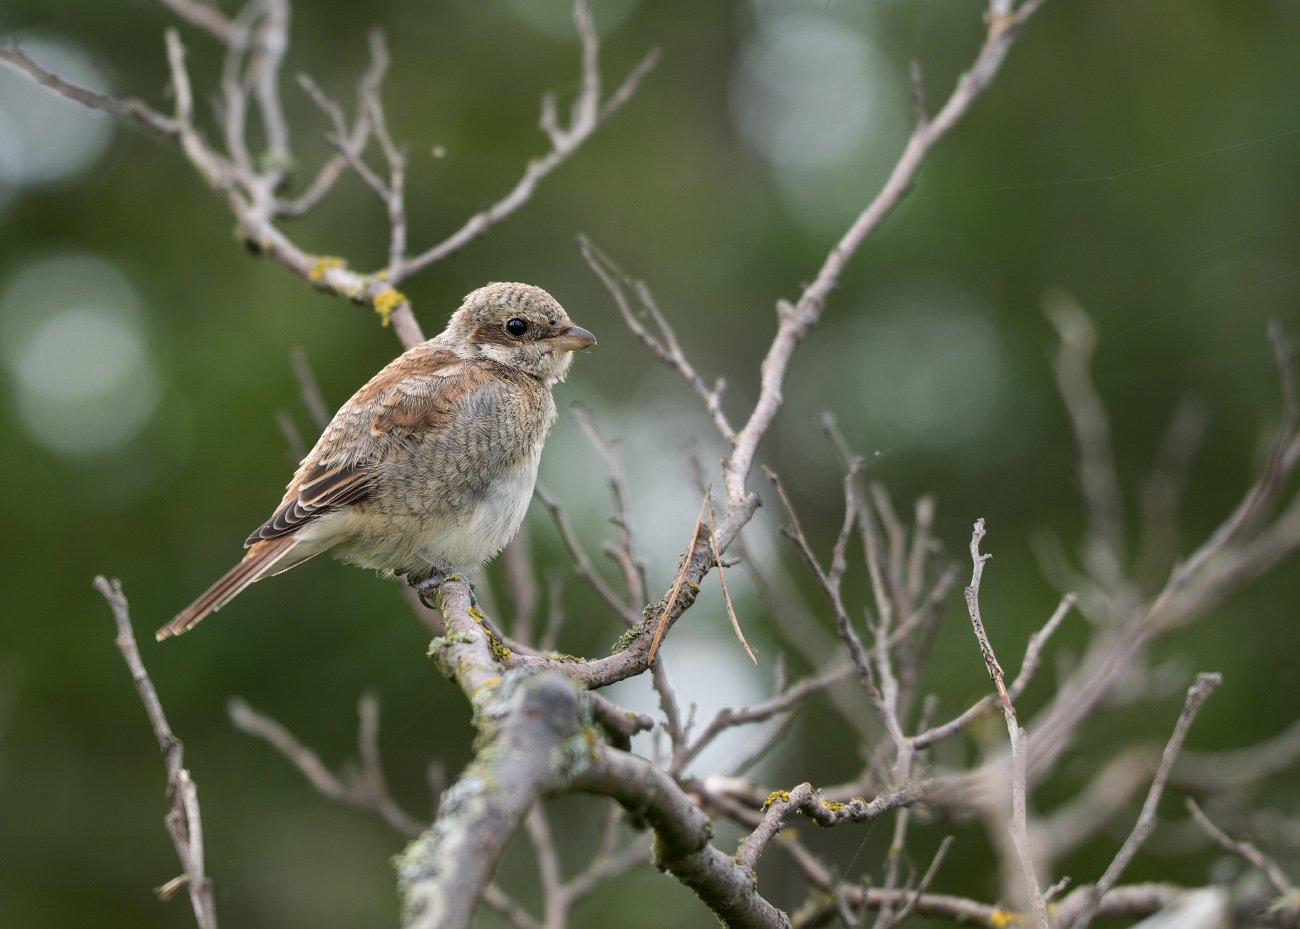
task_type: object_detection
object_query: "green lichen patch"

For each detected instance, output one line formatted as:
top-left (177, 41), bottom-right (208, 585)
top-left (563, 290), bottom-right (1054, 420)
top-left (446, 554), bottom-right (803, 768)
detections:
top-left (612, 617), bottom-right (648, 653)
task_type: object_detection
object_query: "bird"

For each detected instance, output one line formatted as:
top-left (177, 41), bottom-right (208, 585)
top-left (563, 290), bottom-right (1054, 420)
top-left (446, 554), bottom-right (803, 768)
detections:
top-left (156, 282), bottom-right (595, 641)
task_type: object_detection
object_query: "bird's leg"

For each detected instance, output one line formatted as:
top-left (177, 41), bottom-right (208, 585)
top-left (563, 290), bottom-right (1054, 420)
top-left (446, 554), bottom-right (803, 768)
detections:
top-left (409, 561), bottom-right (477, 609)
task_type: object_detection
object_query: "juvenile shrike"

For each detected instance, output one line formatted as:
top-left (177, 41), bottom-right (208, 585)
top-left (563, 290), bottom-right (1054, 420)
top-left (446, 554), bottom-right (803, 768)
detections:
top-left (158, 282), bottom-right (595, 640)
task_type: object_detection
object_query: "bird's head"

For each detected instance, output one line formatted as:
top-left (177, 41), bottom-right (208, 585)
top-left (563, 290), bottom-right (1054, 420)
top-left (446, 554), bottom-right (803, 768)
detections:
top-left (444, 282), bottom-right (596, 383)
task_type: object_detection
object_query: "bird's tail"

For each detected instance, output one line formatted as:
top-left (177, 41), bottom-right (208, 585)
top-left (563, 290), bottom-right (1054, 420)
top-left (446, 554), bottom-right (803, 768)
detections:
top-left (156, 536), bottom-right (302, 641)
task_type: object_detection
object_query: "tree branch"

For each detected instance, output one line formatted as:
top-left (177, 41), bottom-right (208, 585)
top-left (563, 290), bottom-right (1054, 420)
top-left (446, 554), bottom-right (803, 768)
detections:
top-left (1067, 672), bottom-right (1222, 929)
top-left (93, 577), bottom-right (218, 929)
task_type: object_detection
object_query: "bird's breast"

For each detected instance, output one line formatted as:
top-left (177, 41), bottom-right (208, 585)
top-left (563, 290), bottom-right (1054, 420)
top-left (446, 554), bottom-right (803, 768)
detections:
top-left (357, 375), bottom-right (555, 569)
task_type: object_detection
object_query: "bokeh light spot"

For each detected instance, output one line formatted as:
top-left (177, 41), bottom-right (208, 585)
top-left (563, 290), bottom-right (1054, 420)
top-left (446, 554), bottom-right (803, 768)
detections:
top-left (827, 283), bottom-right (1006, 448)
top-left (0, 33), bottom-right (114, 189)
top-left (729, 11), bottom-right (907, 234)
top-left (1, 253), bottom-right (161, 457)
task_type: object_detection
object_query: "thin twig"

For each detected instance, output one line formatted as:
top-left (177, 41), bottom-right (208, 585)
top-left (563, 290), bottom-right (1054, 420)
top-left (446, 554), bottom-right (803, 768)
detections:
top-left (394, 10), bottom-right (660, 282)
top-left (647, 494), bottom-right (709, 662)
top-left (571, 403), bottom-right (648, 608)
top-left (228, 695), bottom-right (425, 837)
top-left (1067, 673), bottom-right (1223, 929)
top-left (501, 532), bottom-right (540, 644)
top-left (93, 577), bottom-right (218, 929)
top-left (706, 497), bottom-right (756, 664)
top-left (519, 0), bottom-right (1056, 694)
top-left (766, 466), bottom-right (876, 697)
top-left (578, 237), bottom-right (735, 442)
top-left (961, 521), bottom-right (1048, 928)
top-left (670, 663), bottom-right (853, 776)
top-left (1046, 292), bottom-right (1127, 585)
top-left (719, 0), bottom-right (1056, 511)
top-left (0, 45), bottom-right (178, 138)
top-left (160, 0), bottom-right (239, 43)
top-left (535, 485), bottom-right (640, 627)
top-left (911, 591), bottom-right (1075, 750)
top-left (1185, 798), bottom-right (1298, 898)
top-left (883, 835), bottom-right (955, 929)
top-left (735, 781), bottom-right (929, 874)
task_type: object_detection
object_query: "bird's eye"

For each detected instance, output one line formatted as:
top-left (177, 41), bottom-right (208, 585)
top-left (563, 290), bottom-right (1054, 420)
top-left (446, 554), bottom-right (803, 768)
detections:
top-left (505, 318), bottom-right (528, 337)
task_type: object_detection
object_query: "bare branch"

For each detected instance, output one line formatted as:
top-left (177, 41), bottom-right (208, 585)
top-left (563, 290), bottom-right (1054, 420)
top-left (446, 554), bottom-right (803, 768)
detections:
top-left (719, 0), bottom-right (1056, 510)
top-left (881, 835), bottom-right (954, 929)
top-left (578, 236), bottom-right (735, 441)
top-left (481, 884), bottom-right (543, 929)
top-left (1136, 399), bottom-right (1207, 585)
top-left (1067, 672), bottom-right (1222, 929)
top-left (540, 0), bottom-right (1059, 690)
top-left (524, 807), bottom-right (564, 929)
top-left (1008, 327), bottom-right (1300, 791)
top-left (289, 346), bottom-right (331, 429)
top-left (395, 4), bottom-right (660, 282)
top-left (8, 0), bottom-right (658, 352)
top-left (278, 39), bottom-right (388, 217)
top-left (1176, 715), bottom-right (1300, 790)
top-left (961, 521), bottom-right (1048, 928)
top-left (228, 694), bottom-right (426, 837)
top-left (93, 577), bottom-right (218, 929)
top-left (0, 45), bottom-right (177, 139)
top-left (1186, 798), bottom-right (1298, 899)
top-left (911, 591), bottom-right (1075, 750)
top-left (797, 882), bottom-right (1242, 929)
top-left (297, 72), bottom-right (389, 201)
top-left (648, 493), bottom-right (709, 662)
top-left (766, 467), bottom-right (877, 699)
top-left (571, 403), bottom-right (648, 608)
top-left (501, 532), bottom-right (540, 644)
top-left (159, 0), bottom-right (238, 44)
top-left (535, 485), bottom-right (640, 627)
top-left (706, 497), bottom-right (756, 664)
top-left (250, 0), bottom-right (292, 174)
top-left (671, 663), bottom-right (854, 776)
top-left (735, 781), bottom-right (929, 874)
top-left (1046, 291), bottom-right (1127, 585)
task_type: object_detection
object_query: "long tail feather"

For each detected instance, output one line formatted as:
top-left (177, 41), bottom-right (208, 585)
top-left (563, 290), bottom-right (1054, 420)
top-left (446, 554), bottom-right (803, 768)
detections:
top-left (157, 536), bottom-right (300, 640)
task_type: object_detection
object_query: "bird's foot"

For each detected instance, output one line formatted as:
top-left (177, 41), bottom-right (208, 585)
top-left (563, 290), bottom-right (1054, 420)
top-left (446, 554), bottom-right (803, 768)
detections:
top-left (412, 568), bottom-right (477, 609)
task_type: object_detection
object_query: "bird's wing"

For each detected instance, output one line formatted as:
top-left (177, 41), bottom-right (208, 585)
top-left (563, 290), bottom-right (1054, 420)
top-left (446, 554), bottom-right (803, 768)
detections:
top-left (245, 348), bottom-right (494, 546)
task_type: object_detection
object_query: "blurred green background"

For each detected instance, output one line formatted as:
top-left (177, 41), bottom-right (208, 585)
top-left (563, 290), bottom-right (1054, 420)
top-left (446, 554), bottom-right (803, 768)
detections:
top-left (2, 1), bottom-right (1299, 927)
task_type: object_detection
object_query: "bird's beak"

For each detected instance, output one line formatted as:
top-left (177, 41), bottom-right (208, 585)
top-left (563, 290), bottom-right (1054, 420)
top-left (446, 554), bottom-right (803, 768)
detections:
top-left (546, 324), bottom-right (597, 352)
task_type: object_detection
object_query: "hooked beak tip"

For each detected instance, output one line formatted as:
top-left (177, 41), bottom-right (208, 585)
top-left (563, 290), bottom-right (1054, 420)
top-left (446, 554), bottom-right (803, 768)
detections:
top-left (548, 324), bottom-right (597, 352)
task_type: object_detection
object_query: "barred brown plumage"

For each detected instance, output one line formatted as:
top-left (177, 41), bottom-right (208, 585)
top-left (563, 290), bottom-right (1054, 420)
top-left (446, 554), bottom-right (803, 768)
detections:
top-left (158, 282), bottom-right (595, 640)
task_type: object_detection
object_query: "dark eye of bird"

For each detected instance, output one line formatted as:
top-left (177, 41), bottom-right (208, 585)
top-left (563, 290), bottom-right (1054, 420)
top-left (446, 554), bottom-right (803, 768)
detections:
top-left (505, 318), bottom-right (528, 337)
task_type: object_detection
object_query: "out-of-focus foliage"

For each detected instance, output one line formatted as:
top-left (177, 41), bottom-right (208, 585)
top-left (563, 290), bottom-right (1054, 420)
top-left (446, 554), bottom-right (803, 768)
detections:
top-left (1, 2), bottom-right (1298, 927)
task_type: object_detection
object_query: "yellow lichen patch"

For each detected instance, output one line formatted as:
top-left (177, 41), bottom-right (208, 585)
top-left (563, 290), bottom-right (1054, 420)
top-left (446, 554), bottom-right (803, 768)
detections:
top-left (467, 606), bottom-right (485, 623)
top-left (480, 677), bottom-right (501, 688)
top-left (372, 287), bottom-right (407, 327)
top-left (488, 636), bottom-right (512, 661)
top-left (762, 790), bottom-right (791, 810)
top-left (309, 255), bottom-right (346, 281)
top-left (988, 909), bottom-right (1022, 928)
